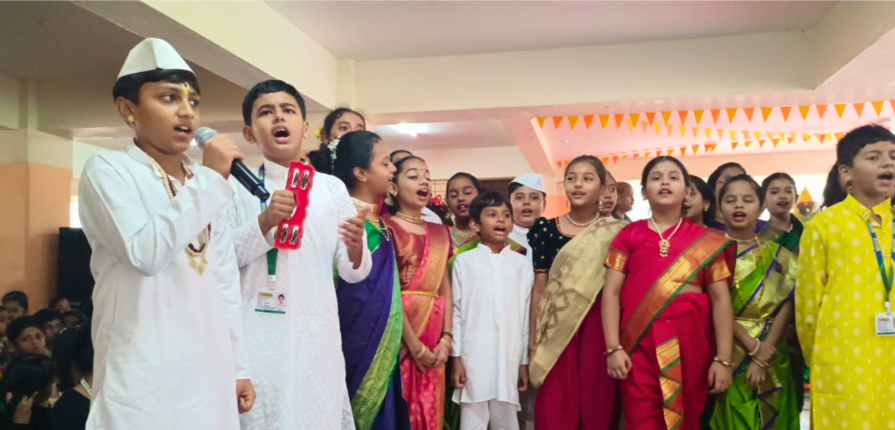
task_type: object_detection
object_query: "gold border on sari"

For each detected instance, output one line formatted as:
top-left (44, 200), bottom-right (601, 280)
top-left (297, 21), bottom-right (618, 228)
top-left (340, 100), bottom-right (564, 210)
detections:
top-left (605, 249), bottom-right (628, 273)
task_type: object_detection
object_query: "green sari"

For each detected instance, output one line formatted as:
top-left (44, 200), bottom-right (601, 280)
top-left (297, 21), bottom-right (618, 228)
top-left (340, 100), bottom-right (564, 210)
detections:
top-left (710, 238), bottom-right (800, 430)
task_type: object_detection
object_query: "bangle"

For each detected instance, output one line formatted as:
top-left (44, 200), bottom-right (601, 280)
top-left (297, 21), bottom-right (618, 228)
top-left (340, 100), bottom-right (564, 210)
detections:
top-left (414, 343), bottom-right (428, 359)
top-left (753, 360), bottom-right (768, 369)
top-left (605, 345), bottom-right (624, 356)
top-left (748, 338), bottom-right (761, 356)
top-left (713, 357), bottom-right (731, 368)
top-left (441, 331), bottom-right (453, 340)
top-left (438, 338), bottom-right (453, 352)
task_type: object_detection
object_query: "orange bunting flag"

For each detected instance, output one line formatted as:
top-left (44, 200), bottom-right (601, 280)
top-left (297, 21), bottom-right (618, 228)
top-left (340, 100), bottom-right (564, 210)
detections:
top-left (679, 125), bottom-right (688, 137)
top-left (678, 111), bottom-right (689, 125)
top-left (691, 145), bottom-right (699, 155)
top-left (835, 132), bottom-right (845, 140)
top-left (854, 102), bottom-right (865, 117)
top-left (798, 105), bottom-right (811, 120)
top-left (602, 157), bottom-right (609, 164)
top-left (642, 121), bottom-right (648, 133)
top-left (667, 124), bottom-right (674, 136)
top-left (599, 114), bottom-right (610, 129)
top-left (819, 134), bottom-right (827, 143)
top-left (743, 107), bottom-right (755, 122)
top-left (629, 113), bottom-right (641, 126)
top-left (553, 117), bottom-right (564, 129)
top-left (679, 147), bottom-right (687, 156)
top-left (759, 140), bottom-right (765, 148)
top-left (731, 142), bottom-right (739, 150)
top-left (612, 156), bottom-right (618, 164)
top-left (761, 107), bottom-right (773, 122)
top-left (710, 109), bottom-right (721, 124)
top-left (872, 101), bottom-right (885, 116)
top-left (890, 101), bottom-right (895, 115)
top-left (787, 137), bottom-right (794, 143)
top-left (645, 151), bottom-right (651, 159)
top-left (704, 128), bottom-right (713, 139)
top-left (633, 153), bottom-right (640, 159)
top-left (704, 143), bottom-right (717, 153)
top-left (654, 122), bottom-right (662, 135)
top-left (694, 110), bottom-right (704, 124)
top-left (583, 115), bottom-right (595, 129)
top-left (626, 118), bottom-right (635, 131)
top-left (717, 129), bottom-right (724, 139)
top-left (741, 130), bottom-right (750, 140)
top-left (816, 104), bottom-right (828, 118)
top-left (726, 108), bottom-right (738, 123)
top-left (622, 155), bottom-right (628, 160)
top-left (568, 116), bottom-right (579, 130)
top-left (692, 127), bottom-right (699, 138)
top-left (744, 141), bottom-right (752, 148)
top-left (729, 130), bottom-right (737, 141)
top-left (557, 161), bottom-right (563, 168)
top-left (780, 106), bottom-right (792, 122)
top-left (834, 104), bottom-right (847, 118)
top-left (537, 117), bottom-right (546, 128)
top-left (802, 133), bottom-right (811, 142)
top-left (772, 138), bottom-right (780, 148)
top-left (614, 114), bottom-right (624, 129)
top-left (666, 149), bottom-right (674, 156)
top-left (646, 112), bottom-right (656, 125)
top-left (661, 111), bottom-right (672, 125)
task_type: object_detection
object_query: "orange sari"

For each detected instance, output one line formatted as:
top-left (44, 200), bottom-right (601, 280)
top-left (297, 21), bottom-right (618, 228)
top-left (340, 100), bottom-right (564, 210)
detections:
top-left (385, 217), bottom-right (451, 430)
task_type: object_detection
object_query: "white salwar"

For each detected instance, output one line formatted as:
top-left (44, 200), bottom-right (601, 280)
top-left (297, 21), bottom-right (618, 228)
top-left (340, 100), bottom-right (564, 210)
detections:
top-left (451, 244), bottom-right (533, 408)
top-left (225, 159), bottom-right (371, 430)
top-left (78, 143), bottom-right (249, 430)
top-left (508, 225), bottom-right (532, 264)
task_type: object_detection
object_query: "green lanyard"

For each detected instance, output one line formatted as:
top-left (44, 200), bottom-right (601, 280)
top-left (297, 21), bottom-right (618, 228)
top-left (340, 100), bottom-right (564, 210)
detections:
top-left (865, 219), bottom-right (894, 313)
top-left (259, 165), bottom-right (278, 282)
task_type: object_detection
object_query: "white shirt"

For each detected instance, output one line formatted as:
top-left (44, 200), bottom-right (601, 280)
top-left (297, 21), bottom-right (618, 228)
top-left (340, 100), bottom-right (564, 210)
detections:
top-left (422, 206), bottom-right (443, 224)
top-left (509, 224), bottom-right (533, 264)
top-left (451, 243), bottom-right (533, 407)
top-left (78, 142), bottom-right (248, 430)
top-left (225, 158), bottom-right (371, 430)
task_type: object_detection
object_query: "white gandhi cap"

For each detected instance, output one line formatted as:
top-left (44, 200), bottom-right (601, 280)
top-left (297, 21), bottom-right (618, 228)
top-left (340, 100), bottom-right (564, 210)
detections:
top-left (510, 173), bottom-right (546, 194)
top-left (118, 38), bottom-right (193, 79)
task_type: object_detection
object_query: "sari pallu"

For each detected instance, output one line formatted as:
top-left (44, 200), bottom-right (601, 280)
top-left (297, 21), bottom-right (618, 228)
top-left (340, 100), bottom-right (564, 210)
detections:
top-left (530, 218), bottom-right (626, 430)
top-left (337, 222), bottom-right (409, 430)
top-left (605, 220), bottom-right (734, 430)
top-left (709, 239), bottom-right (800, 430)
top-left (385, 218), bottom-right (451, 430)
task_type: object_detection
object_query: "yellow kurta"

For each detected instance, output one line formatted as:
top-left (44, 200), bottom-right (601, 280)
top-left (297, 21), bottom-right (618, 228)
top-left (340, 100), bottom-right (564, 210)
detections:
top-left (795, 195), bottom-right (895, 430)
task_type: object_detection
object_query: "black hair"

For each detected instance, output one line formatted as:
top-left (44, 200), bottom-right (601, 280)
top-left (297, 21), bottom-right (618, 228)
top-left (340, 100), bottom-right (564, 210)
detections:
top-left (689, 175), bottom-right (716, 226)
top-left (761, 173), bottom-right (797, 197)
top-left (320, 107), bottom-right (366, 143)
top-left (309, 130), bottom-right (382, 183)
top-left (278, 294), bottom-right (285, 300)
top-left (564, 155), bottom-right (607, 184)
top-left (33, 309), bottom-right (61, 330)
top-left (0, 354), bottom-right (55, 421)
top-left (385, 155), bottom-right (425, 215)
top-left (112, 69), bottom-right (200, 104)
top-left (241, 80), bottom-right (306, 126)
top-left (6, 316), bottom-right (41, 346)
top-left (822, 163), bottom-right (847, 209)
top-left (508, 182), bottom-right (547, 199)
top-left (719, 173), bottom-right (765, 206)
top-left (389, 150), bottom-right (413, 163)
top-left (52, 321), bottom-right (93, 391)
top-left (447, 173), bottom-right (487, 196)
top-left (48, 297), bottom-right (68, 310)
top-left (0, 306), bottom-right (5, 313)
top-left (836, 124), bottom-right (895, 167)
top-left (707, 162), bottom-right (746, 192)
top-left (640, 156), bottom-right (692, 190)
top-left (2, 291), bottom-right (28, 311)
top-left (469, 192), bottom-right (512, 225)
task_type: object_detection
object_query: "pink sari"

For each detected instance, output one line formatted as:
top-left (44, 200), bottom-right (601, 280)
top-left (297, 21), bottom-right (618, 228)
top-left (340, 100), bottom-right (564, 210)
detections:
top-left (605, 220), bottom-right (734, 430)
top-left (385, 217), bottom-right (451, 430)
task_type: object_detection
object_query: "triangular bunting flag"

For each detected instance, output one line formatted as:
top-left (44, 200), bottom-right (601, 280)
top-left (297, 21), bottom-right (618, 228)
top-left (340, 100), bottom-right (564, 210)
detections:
top-left (816, 104), bottom-right (828, 118)
top-left (626, 118), bottom-right (635, 131)
top-left (854, 102), bottom-right (864, 117)
top-left (704, 128), bottom-right (713, 139)
top-left (679, 125), bottom-right (688, 137)
top-left (802, 133), bottom-right (811, 142)
top-left (602, 157), bottom-right (609, 164)
top-left (744, 141), bottom-right (752, 148)
top-left (835, 132), bottom-right (845, 140)
top-left (726, 108), bottom-right (738, 123)
top-left (661, 111), bottom-right (672, 125)
top-left (553, 117), bottom-right (564, 129)
top-left (633, 153), bottom-right (640, 159)
top-left (872, 101), bottom-right (885, 116)
top-left (754, 131), bottom-right (762, 141)
top-left (612, 156), bottom-right (618, 164)
top-left (694, 110), bottom-right (704, 124)
top-left (778, 132), bottom-right (786, 140)
top-left (667, 149), bottom-right (674, 156)
top-left (679, 147), bottom-right (686, 156)
top-left (787, 137), bottom-right (794, 143)
top-left (759, 140), bottom-right (765, 148)
top-left (731, 142), bottom-right (739, 150)
top-left (646, 112), bottom-right (656, 125)
top-left (798, 105), bottom-right (811, 120)
top-left (629, 113), bottom-right (641, 127)
top-left (742, 130), bottom-right (750, 140)
top-left (537, 117), bottom-right (546, 128)
top-left (717, 129), bottom-right (724, 139)
top-left (780, 106), bottom-right (792, 121)
top-left (614, 114), bottom-right (624, 129)
top-left (827, 133), bottom-right (834, 142)
top-left (599, 114), bottom-right (610, 129)
top-left (557, 161), bottom-right (562, 168)
top-left (834, 104), bottom-right (847, 118)
top-left (622, 155), bottom-right (628, 160)
top-left (568, 116), bottom-right (579, 130)
top-left (705, 143), bottom-right (717, 153)
top-left (710, 109), bottom-right (721, 124)
top-left (642, 121), bottom-right (649, 133)
top-left (678, 111), bottom-right (689, 125)
top-left (583, 115), bottom-right (595, 129)
top-left (645, 151), bottom-right (651, 159)
top-left (654, 122), bottom-right (662, 135)
top-left (891, 101), bottom-right (895, 116)
top-left (743, 107), bottom-right (755, 122)
top-left (667, 124), bottom-right (674, 136)
top-left (761, 107), bottom-right (773, 122)
top-left (692, 127), bottom-right (699, 138)
top-left (819, 134), bottom-right (827, 143)
top-left (691, 145), bottom-right (699, 155)
top-left (772, 138), bottom-right (780, 148)
top-left (729, 130), bottom-right (737, 140)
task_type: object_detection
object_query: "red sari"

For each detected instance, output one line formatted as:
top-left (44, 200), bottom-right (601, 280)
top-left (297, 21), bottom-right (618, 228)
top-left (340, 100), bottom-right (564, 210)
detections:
top-left (385, 217), bottom-right (451, 430)
top-left (605, 220), bottom-right (734, 430)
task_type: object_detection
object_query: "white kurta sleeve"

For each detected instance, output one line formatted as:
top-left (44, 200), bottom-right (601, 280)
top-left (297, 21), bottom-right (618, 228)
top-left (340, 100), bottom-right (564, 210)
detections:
top-left (213, 212), bottom-right (251, 380)
top-left (451, 258), bottom-right (464, 358)
top-left (520, 259), bottom-right (534, 365)
top-left (79, 158), bottom-right (233, 277)
top-left (332, 181), bottom-right (371, 283)
top-left (224, 186), bottom-right (276, 269)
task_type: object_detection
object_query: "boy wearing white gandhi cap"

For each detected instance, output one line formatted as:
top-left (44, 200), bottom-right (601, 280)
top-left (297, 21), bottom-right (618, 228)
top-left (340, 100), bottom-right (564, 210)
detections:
top-left (79, 38), bottom-right (254, 430)
top-left (507, 173), bottom-right (547, 263)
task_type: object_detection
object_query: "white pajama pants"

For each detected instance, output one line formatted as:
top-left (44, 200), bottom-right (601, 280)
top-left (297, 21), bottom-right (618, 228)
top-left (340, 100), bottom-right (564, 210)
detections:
top-left (459, 400), bottom-right (519, 430)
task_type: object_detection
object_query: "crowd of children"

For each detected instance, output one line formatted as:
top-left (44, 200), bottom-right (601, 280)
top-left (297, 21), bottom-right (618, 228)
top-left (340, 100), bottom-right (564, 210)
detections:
top-left (2, 36), bottom-right (892, 430)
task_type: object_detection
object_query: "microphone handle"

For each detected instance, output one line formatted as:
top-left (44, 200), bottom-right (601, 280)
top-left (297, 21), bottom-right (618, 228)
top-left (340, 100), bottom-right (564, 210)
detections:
top-left (231, 160), bottom-right (271, 201)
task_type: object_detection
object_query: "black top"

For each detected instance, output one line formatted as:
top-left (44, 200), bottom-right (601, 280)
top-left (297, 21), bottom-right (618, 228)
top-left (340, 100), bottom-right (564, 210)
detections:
top-left (47, 391), bottom-right (88, 430)
top-left (527, 217), bottom-right (575, 273)
top-left (4, 405), bottom-right (50, 430)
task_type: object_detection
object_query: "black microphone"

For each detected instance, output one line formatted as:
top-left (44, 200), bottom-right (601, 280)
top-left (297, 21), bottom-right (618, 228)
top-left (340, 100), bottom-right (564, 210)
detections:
top-left (194, 127), bottom-right (270, 201)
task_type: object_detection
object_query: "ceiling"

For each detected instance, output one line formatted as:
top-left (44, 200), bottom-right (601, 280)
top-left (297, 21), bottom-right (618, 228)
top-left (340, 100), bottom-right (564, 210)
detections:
top-left (373, 120), bottom-right (514, 151)
top-left (270, 1), bottom-right (836, 61)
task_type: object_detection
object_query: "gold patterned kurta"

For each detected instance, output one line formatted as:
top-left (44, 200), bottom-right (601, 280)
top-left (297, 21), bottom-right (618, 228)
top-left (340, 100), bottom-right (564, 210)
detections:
top-left (795, 195), bottom-right (895, 430)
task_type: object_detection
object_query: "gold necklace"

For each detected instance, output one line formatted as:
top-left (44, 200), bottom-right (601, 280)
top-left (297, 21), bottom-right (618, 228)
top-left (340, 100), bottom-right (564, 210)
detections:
top-left (395, 212), bottom-right (424, 224)
top-left (147, 156), bottom-right (211, 275)
top-left (565, 213), bottom-right (600, 228)
top-left (352, 198), bottom-right (389, 241)
top-left (649, 217), bottom-right (683, 257)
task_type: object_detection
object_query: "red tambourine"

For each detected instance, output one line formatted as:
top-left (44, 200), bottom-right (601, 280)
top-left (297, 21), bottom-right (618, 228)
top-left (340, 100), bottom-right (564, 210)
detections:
top-left (274, 162), bottom-right (315, 250)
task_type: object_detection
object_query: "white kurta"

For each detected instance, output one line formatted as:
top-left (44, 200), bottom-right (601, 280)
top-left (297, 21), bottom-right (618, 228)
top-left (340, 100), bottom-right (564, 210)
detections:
top-left (508, 225), bottom-right (532, 264)
top-left (451, 244), bottom-right (533, 407)
top-left (224, 159), bottom-right (371, 430)
top-left (78, 143), bottom-right (248, 430)
top-left (422, 206), bottom-right (443, 224)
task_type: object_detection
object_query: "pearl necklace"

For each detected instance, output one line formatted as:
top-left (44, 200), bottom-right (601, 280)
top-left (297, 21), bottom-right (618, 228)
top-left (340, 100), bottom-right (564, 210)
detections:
top-left (80, 378), bottom-right (92, 397)
top-left (565, 213), bottom-right (600, 228)
top-left (649, 217), bottom-right (683, 257)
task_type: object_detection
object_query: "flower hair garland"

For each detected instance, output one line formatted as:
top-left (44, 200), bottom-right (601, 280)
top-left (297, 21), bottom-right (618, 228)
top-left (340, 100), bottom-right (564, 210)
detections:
top-left (327, 137), bottom-right (341, 162)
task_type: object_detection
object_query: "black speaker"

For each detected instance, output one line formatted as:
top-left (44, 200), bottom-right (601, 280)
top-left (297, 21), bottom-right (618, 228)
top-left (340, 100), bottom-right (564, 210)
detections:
top-left (57, 227), bottom-right (94, 305)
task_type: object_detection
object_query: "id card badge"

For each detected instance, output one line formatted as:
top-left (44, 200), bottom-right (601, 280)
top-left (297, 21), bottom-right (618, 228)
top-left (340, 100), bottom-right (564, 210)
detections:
top-left (255, 291), bottom-right (288, 315)
top-left (875, 311), bottom-right (895, 336)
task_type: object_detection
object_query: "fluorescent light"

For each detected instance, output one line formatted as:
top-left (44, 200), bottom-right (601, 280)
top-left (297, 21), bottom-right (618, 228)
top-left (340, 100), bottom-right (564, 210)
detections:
top-left (393, 123), bottom-right (429, 137)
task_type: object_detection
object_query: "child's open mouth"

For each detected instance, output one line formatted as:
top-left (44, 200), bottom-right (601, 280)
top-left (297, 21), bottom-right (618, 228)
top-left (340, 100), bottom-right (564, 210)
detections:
top-left (272, 126), bottom-right (291, 144)
top-left (732, 211), bottom-right (747, 223)
top-left (174, 126), bottom-right (192, 137)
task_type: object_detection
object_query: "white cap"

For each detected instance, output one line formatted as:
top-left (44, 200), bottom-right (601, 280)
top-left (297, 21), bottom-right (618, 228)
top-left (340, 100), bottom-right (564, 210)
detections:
top-left (511, 173), bottom-right (546, 193)
top-left (118, 38), bottom-right (193, 79)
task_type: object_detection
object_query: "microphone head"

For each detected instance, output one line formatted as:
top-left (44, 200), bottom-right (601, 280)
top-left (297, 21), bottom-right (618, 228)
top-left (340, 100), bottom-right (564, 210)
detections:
top-left (194, 127), bottom-right (218, 150)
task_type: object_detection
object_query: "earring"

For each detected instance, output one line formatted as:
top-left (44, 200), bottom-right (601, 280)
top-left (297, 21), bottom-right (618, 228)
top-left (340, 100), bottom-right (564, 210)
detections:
top-left (385, 194), bottom-right (395, 207)
top-left (127, 115), bottom-right (134, 123)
